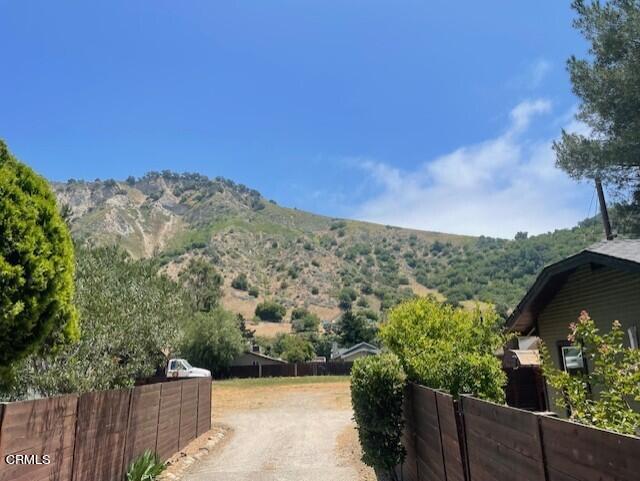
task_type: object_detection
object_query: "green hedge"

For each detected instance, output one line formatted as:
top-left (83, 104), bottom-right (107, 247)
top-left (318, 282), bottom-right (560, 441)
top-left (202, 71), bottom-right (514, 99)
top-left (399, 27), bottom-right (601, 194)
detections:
top-left (350, 354), bottom-right (406, 478)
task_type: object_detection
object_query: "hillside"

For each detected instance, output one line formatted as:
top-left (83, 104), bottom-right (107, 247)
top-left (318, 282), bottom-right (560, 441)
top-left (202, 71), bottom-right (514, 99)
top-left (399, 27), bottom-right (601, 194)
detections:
top-left (54, 171), bottom-right (605, 327)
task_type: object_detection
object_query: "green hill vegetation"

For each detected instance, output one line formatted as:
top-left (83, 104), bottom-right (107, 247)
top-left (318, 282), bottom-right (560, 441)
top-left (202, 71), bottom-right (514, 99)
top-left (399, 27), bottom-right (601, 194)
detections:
top-left (54, 170), bottom-right (619, 325)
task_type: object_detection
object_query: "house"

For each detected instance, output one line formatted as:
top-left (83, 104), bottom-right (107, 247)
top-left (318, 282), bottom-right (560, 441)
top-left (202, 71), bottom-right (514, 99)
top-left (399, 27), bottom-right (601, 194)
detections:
top-left (331, 342), bottom-right (380, 362)
top-left (231, 348), bottom-right (286, 367)
top-left (506, 238), bottom-right (640, 412)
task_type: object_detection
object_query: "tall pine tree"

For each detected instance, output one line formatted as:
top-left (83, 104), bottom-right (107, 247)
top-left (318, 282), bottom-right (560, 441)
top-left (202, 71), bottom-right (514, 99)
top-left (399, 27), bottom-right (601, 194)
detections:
top-left (553, 0), bottom-right (640, 236)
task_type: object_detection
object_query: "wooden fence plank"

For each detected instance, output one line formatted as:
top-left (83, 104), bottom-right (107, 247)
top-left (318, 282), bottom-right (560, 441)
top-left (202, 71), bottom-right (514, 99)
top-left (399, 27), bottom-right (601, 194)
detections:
top-left (178, 379), bottom-right (198, 450)
top-left (123, 384), bottom-right (162, 469)
top-left (227, 365), bottom-right (260, 379)
top-left (156, 381), bottom-right (182, 461)
top-left (540, 415), bottom-right (640, 481)
top-left (435, 391), bottom-right (465, 481)
top-left (196, 378), bottom-right (212, 437)
top-left (461, 396), bottom-right (545, 481)
top-left (72, 389), bottom-right (131, 481)
top-left (412, 385), bottom-right (446, 481)
top-left (398, 383), bottom-right (419, 481)
top-left (0, 395), bottom-right (78, 481)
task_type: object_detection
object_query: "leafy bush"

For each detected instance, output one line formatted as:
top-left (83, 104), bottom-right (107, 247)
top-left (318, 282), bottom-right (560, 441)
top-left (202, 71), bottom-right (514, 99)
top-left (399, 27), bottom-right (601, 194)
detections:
top-left (337, 310), bottom-right (378, 347)
top-left (5, 247), bottom-right (187, 398)
top-left (248, 286), bottom-right (259, 298)
top-left (381, 297), bottom-right (506, 401)
top-left (351, 354), bottom-right (406, 479)
top-left (181, 307), bottom-right (245, 376)
top-left (291, 307), bottom-right (310, 320)
top-left (541, 311), bottom-right (640, 435)
top-left (311, 286), bottom-right (320, 295)
top-left (255, 300), bottom-right (286, 322)
top-left (338, 287), bottom-right (358, 310)
top-left (272, 334), bottom-right (315, 363)
top-left (0, 141), bottom-right (78, 377)
top-left (231, 273), bottom-right (249, 291)
top-left (292, 311), bottom-right (320, 333)
top-left (179, 258), bottom-right (223, 312)
top-left (126, 450), bottom-right (164, 481)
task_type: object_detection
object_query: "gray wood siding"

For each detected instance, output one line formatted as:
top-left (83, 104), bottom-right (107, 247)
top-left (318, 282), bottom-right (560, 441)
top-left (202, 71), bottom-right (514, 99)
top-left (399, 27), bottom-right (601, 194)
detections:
top-left (537, 264), bottom-right (640, 413)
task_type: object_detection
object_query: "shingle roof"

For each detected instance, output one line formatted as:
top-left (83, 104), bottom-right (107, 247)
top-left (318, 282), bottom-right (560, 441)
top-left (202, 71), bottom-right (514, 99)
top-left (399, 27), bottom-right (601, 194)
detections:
top-left (332, 342), bottom-right (380, 360)
top-left (586, 239), bottom-right (640, 264)
top-left (241, 351), bottom-right (286, 364)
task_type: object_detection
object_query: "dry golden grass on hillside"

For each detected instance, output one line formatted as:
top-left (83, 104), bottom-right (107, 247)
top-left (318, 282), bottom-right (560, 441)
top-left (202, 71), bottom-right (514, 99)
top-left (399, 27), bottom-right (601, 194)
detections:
top-left (252, 321), bottom-right (293, 337)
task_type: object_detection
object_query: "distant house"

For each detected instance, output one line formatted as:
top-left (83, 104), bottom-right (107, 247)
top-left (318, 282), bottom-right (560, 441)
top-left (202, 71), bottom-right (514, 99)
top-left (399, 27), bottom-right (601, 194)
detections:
top-left (506, 239), bottom-right (640, 413)
top-left (231, 349), bottom-right (286, 367)
top-left (331, 342), bottom-right (380, 362)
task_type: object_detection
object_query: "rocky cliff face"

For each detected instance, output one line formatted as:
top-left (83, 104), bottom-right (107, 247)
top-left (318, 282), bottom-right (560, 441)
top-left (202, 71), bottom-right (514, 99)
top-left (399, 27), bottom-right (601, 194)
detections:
top-left (53, 171), bottom-right (467, 322)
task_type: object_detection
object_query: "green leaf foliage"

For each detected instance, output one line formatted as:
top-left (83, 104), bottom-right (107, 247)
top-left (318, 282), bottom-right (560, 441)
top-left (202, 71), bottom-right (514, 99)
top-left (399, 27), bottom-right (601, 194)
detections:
top-left (255, 300), bottom-right (286, 322)
top-left (179, 258), bottom-right (223, 312)
top-left (350, 354), bottom-right (406, 478)
top-left (291, 308), bottom-right (320, 333)
top-left (0, 140), bottom-right (78, 376)
top-left (541, 311), bottom-right (640, 435)
top-left (181, 307), bottom-right (245, 376)
top-left (272, 333), bottom-right (315, 363)
top-left (231, 273), bottom-right (249, 291)
top-left (381, 297), bottom-right (506, 402)
top-left (5, 247), bottom-right (187, 398)
top-left (337, 310), bottom-right (378, 347)
top-left (553, 0), bottom-right (640, 235)
top-left (126, 450), bottom-right (164, 481)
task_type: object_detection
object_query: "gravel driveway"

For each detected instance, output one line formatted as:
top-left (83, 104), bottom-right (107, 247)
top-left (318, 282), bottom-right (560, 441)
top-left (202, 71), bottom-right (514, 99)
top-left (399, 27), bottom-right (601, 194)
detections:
top-left (181, 379), bottom-right (375, 481)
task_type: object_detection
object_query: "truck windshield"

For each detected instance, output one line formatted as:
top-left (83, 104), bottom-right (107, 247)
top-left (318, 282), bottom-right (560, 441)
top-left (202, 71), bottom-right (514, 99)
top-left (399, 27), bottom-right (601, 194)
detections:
top-left (182, 360), bottom-right (193, 369)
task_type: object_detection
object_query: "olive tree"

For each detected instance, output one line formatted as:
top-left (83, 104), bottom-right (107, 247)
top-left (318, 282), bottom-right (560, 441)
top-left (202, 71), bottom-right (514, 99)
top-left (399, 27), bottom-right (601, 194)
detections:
top-left (7, 247), bottom-right (187, 397)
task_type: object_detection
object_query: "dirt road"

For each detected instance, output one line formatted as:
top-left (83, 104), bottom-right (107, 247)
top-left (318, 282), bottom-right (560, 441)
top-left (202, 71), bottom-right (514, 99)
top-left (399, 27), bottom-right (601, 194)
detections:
top-left (181, 377), bottom-right (376, 481)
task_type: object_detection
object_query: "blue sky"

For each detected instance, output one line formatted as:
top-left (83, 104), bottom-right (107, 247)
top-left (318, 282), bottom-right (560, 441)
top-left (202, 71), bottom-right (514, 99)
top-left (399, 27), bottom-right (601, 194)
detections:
top-left (0, 1), bottom-right (597, 237)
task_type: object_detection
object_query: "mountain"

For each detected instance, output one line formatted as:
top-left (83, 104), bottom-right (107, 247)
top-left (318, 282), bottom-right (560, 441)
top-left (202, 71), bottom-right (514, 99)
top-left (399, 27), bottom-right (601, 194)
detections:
top-left (53, 171), bottom-right (605, 330)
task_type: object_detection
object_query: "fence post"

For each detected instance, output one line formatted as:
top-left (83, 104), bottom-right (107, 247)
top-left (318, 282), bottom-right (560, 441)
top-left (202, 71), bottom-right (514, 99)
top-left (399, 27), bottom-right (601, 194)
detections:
top-left (454, 397), bottom-right (471, 481)
top-left (536, 414), bottom-right (551, 481)
top-left (0, 403), bottom-right (5, 463)
top-left (433, 393), bottom-right (448, 481)
top-left (410, 383), bottom-right (419, 481)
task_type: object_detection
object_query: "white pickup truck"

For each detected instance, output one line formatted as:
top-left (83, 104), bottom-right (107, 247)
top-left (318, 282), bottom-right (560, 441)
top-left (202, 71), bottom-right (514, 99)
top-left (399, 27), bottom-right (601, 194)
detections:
top-left (166, 358), bottom-right (211, 378)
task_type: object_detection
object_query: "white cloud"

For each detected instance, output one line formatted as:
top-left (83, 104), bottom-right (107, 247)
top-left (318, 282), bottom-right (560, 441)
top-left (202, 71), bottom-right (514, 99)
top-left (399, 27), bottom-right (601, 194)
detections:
top-left (508, 58), bottom-right (552, 90)
top-left (529, 59), bottom-right (552, 89)
top-left (352, 99), bottom-right (592, 238)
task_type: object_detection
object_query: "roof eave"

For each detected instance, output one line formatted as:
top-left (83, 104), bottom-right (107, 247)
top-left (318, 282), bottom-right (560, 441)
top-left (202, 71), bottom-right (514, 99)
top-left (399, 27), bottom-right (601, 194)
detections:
top-left (506, 249), bottom-right (640, 334)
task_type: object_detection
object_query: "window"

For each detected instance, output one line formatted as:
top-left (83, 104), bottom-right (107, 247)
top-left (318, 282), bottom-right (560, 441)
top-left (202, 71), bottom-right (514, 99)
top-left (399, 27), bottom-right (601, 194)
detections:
top-left (169, 360), bottom-right (177, 370)
top-left (561, 346), bottom-right (584, 370)
top-left (556, 340), bottom-right (587, 375)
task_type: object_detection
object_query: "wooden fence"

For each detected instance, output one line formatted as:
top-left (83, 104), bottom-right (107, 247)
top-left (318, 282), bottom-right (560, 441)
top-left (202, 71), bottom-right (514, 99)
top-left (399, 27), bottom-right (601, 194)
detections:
top-left (0, 377), bottom-right (212, 481)
top-left (217, 361), bottom-right (354, 379)
top-left (398, 383), bottom-right (640, 481)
